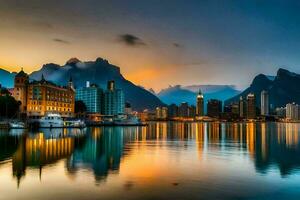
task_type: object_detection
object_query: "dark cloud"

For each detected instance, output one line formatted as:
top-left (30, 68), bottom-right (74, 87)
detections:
top-left (173, 43), bottom-right (183, 48)
top-left (118, 34), bottom-right (146, 46)
top-left (53, 38), bottom-right (70, 44)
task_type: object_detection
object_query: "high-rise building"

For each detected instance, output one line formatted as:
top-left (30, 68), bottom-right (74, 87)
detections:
top-left (196, 90), bottom-right (204, 116)
top-left (13, 70), bottom-right (75, 118)
top-left (168, 104), bottom-right (178, 119)
top-left (275, 107), bottom-right (286, 118)
top-left (286, 103), bottom-right (299, 121)
top-left (261, 90), bottom-right (269, 116)
top-left (246, 93), bottom-right (256, 119)
top-left (188, 105), bottom-right (196, 118)
top-left (179, 102), bottom-right (189, 117)
top-left (75, 82), bottom-right (103, 114)
top-left (207, 99), bottom-right (222, 118)
top-left (239, 96), bottom-right (246, 118)
top-left (102, 80), bottom-right (125, 116)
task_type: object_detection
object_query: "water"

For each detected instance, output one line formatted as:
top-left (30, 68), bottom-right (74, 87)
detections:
top-left (1, 122), bottom-right (300, 200)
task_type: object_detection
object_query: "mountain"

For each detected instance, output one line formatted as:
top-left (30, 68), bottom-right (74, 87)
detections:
top-left (157, 85), bottom-right (240, 113)
top-left (0, 68), bottom-right (16, 88)
top-left (184, 84), bottom-right (238, 93)
top-left (225, 68), bottom-right (300, 108)
top-left (2, 58), bottom-right (164, 111)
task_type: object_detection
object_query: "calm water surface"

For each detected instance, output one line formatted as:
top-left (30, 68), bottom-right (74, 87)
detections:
top-left (1, 122), bottom-right (300, 200)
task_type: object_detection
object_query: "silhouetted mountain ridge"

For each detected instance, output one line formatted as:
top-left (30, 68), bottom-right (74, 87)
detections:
top-left (226, 68), bottom-right (300, 108)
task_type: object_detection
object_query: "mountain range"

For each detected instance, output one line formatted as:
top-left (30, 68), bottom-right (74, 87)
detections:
top-left (157, 85), bottom-right (240, 113)
top-left (226, 68), bottom-right (300, 109)
top-left (0, 58), bottom-right (164, 111)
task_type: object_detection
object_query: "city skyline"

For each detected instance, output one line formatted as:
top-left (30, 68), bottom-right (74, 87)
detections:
top-left (2, 1), bottom-right (300, 91)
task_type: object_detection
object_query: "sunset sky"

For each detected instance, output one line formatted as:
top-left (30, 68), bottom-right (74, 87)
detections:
top-left (1, 0), bottom-right (300, 91)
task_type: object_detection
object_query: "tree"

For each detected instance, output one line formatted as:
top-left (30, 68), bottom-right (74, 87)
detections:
top-left (0, 95), bottom-right (20, 118)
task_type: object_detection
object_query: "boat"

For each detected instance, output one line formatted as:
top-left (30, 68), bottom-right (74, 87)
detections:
top-left (9, 121), bottom-right (26, 129)
top-left (38, 113), bottom-right (64, 128)
top-left (113, 115), bottom-right (146, 126)
top-left (64, 119), bottom-right (86, 128)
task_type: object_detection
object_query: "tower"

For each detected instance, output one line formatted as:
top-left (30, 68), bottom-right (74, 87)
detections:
top-left (196, 89), bottom-right (204, 116)
top-left (13, 69), bottom-right (29, 113)
top-left (68, 76), bottom-right (74, 90)
top-left (246, 93), bottom-right (256, 119)
top-left (260, 90), bottom-right (269, 116)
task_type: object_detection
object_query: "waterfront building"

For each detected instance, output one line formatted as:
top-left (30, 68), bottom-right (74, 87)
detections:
top-left (196, 90), bottom-right (204, 116)
top-left (125, 102), bottom-right (132, 114)
top-left (275, 107), bottom-right (286, 118)
top-left (246, 93), bottom-right (256, 119)
top-left (167, 104), bottom-right (178, 119)
top-left (207, 99), bottom-right (222, 118)
top-left (13, 70), bottom-right (75, 118)
top-left (102, 80), bottom-right (125, 116)
top-left (188, 105), bottom-right (196, 118)
top-left (261, 90), bottom-right (269, 116)
top-left (155, 106), bottom-right (168, 120)
top-left (239, 96), bottom-right (246, 118)
top-left (178, 102), bottom-right (189, 117)
top-left (76, 82), bottom-right (103, 114)
top-left (286, 103), bottom-right (299, 121)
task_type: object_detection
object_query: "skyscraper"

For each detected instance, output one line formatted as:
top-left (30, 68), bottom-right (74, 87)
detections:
top-left (246, 93), bottom-right (256, 119)
top-left (239, 96), bottom-right (246, 118)
top-left (102, 80), bottom-right (125, 116)
top-left (76, 82), bottom-right (103, 114)
top-left (196, 89), bottom-right (204, 116)
top-left (207, 99), bottom-right (222, 118)
top-left (179, 102), bottom-right (189, 117)
top-left (286, 102), bottom-right (299, 121)
top-left (260, 90), bottom-right (269, 116)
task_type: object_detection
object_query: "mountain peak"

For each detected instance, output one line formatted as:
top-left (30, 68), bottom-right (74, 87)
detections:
top-left (276, 68), bottom-right (299, 78)
top-left (66, 57), bottom-right (81, 65)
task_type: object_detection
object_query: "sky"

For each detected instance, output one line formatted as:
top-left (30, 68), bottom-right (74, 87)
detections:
top-left (1, 0), bottom-right (300, 92)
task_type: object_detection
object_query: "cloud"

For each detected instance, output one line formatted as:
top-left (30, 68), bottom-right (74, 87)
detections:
top-left (118, 34), bottom-right (146, 46)
top-left (53, 38), bottom-right (70, 44)
top-left (173, 43), bottom-right (183, 48)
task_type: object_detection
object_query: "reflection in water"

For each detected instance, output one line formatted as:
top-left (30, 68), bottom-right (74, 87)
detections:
top-left (1, 122), bottom-right (300, 198)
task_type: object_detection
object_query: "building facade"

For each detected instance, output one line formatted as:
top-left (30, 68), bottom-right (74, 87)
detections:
top-left (261, 90), bottom-right (269, 116)
top-left (207, 99), bottom-right (222, 118)
top-left (76, 82), bottom-right (103, 113)
top-left (246, 93), bottom-right (256, 119)
top-left (286, 103), bottom-right (299, 121)
top-left (196, 90), bottom-right (204, 116)
top-left (13, 70), bottom-right (75, 118)
top-left (102, 81), bottom-right (125, 116)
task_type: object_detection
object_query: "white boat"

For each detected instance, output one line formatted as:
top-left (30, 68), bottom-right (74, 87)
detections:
top-left (64, 119), bottom-right (86, 128)
top-left (114, 115), bottom-right (144, 126)
top-left (39, 113), bottom-right (64, 128)
top-left (9, 121), bottom-right (26, 129)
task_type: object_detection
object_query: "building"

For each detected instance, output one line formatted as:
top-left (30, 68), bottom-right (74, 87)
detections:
top-left (76, 82), bottom-right (103, 114)
top-left (275, 107), bottom-right (286, 118)
top-left (207, 99), bottom-right (222, 118)
top-left (239, 96), bottom-right (246, 118)
top-left (261, 90), bottom-right (269, 116)
top-left (102, 80), bottom-right (125, 116)
top-left (13, 70), bottom-right (75, 118)
top-left (168, 104), bottom-right (178, 119)
top-left (188, 105), bottom-right (196, 118)
top-left (246, 93), bottom-right (256, 119)
top-left (286, 103), bottom-right (299, 121)
top-left (156, 107), bottom-right (168, 120)
top-left (125, 102), bottom-right (132, 115)
top-left (196, 90), bottom-right (204, 116)
top-left (178, 102), bottom-right (189, 117)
